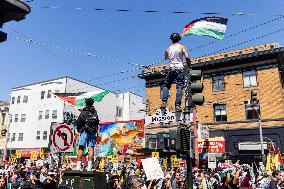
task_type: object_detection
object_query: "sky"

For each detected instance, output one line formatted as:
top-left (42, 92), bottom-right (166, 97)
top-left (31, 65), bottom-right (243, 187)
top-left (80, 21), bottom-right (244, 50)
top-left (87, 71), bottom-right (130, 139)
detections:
top-left (1, 0), bottom-right (284, 101)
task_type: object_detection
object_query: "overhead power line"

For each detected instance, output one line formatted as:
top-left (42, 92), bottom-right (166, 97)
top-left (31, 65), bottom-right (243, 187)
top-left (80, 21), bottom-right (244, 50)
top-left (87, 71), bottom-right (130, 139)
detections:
top-left (6, 16), bottom-right (284, 99)
top-left (23, 4), bottom-right (277, 16)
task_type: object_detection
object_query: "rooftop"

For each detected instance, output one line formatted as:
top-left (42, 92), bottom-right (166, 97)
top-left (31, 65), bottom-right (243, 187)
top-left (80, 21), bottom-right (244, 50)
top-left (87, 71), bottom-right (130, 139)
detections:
top-left (139, 42), bottom-right (284, 78)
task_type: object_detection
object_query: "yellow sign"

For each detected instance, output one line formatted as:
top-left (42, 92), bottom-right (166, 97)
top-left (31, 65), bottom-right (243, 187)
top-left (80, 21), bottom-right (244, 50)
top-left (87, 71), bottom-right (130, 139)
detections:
top-left (10, 155), bottom-right (17, 163)
top-left (65, 155), bottom-right (70, 164)
top-left (99, 158), bottom-right (105, 171)
top-left (162, 158), bottom-right (167, 167)
top-left (31, 151), bottom-right (38, 160)
top-left (112, 156), bottom-right (118, 164)
top-left (171, 155), bottom-right (177, 166)
top-left (16, 150), bottom-right (21, 159)
top-left (40, 149), bottom-right (45, 159)
top-left (152, 152), bottom-right (159, 159)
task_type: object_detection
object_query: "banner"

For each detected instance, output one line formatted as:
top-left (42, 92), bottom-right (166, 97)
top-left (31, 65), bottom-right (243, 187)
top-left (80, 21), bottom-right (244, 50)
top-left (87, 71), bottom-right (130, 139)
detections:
top-left (94, 120), bottom-right (144, 157)
top-left (197, 137), bottom-right (225, 153)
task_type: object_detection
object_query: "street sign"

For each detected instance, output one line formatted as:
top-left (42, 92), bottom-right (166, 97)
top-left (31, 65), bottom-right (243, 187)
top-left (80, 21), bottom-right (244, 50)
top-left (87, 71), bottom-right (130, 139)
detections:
top-left (145, 108), bottom-right (192, 125)
top-left (208, 153), bottom-right (216, 169)
top-left (50, 123), bottom-right (75, 153)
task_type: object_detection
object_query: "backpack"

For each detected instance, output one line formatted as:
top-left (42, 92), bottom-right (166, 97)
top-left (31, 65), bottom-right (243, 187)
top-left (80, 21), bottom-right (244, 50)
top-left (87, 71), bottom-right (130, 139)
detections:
top-left (84, 110), bottom-right (99, 133)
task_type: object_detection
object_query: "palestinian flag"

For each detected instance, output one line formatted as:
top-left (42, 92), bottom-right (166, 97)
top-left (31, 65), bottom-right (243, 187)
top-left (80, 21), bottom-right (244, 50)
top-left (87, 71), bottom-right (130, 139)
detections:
top-left (52, 90), bottom-right (110, 108)
top-left (180, 16), bottom-right (228, 40)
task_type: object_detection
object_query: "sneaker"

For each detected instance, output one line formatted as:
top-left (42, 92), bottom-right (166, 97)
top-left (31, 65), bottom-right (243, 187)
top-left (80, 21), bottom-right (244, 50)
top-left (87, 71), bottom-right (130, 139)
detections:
top-left (160, 102), bottom-right (167, 109)
top-left (175, 106), bottom-right (182, 112)
top-left (86, 165), bottom-right (92, 172)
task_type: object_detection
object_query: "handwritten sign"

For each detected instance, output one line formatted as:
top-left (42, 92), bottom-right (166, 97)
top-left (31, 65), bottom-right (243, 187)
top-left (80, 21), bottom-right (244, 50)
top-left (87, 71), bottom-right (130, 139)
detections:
top-left (141, 158), bottom-right (164, 181)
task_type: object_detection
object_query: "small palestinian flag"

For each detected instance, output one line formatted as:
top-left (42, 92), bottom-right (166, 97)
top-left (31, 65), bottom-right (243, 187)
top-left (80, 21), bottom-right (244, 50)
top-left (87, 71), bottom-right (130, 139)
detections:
top-left (52, 90), bottom-right (110, 108)
top-left (181, 16), bottom-right (228, 40)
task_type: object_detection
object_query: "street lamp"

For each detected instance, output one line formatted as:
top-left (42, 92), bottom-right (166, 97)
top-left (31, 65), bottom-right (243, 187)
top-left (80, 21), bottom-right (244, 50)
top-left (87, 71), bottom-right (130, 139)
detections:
top-left (246, 96), bottom-right (264, 164)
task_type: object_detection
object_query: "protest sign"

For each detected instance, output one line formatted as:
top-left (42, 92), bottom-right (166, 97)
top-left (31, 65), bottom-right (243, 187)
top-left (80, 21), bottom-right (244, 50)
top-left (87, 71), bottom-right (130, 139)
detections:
top-left (141, 158), bottom-right (164, 181)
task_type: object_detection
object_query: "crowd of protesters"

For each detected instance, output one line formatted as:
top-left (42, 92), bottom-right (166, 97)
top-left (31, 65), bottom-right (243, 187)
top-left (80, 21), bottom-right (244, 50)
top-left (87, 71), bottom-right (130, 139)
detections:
top-left (0, 159), bottom-right (283, 189)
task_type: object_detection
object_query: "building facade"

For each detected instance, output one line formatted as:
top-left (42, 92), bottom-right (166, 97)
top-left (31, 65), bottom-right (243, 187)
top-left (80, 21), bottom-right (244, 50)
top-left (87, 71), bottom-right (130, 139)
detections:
top-left (7, 76), bottom-right (145, 152)
top-left (139, 43), bottom-right (284, 159)
top-left (0, 101), bottom-right (9, 160)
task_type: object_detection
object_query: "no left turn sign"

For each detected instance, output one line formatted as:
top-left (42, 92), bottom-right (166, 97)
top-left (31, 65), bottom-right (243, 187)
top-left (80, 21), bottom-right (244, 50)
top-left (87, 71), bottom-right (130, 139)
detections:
top-left (50, 123), bottom-right (75, 153)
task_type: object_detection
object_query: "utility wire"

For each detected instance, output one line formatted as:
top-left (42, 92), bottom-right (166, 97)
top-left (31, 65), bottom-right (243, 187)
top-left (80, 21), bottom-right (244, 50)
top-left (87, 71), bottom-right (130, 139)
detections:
top-left (24, 4), bottom-right (271, 16)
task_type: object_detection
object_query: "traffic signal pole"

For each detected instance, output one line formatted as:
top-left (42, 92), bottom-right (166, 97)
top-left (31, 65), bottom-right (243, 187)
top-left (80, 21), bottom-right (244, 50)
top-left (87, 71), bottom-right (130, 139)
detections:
top-left (193, 107), bottom-right (199, 168)
top-left (183, 64), bottom-right (193, 189)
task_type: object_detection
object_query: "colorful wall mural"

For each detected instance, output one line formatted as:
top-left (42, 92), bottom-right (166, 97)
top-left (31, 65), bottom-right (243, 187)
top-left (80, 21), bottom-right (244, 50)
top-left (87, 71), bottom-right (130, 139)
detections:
top-left (94, 120), bottom-right (145, 157)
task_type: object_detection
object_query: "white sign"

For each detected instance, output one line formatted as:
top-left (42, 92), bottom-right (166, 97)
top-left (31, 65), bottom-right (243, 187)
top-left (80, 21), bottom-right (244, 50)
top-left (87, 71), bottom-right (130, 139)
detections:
top-left (141, 158), bottom-right (164, 181)
top-left (145, 108), bottom-right (191, 125)
top-left (198, 124), bottom-right (209, 139)
top-left (208, 153), bottom-right (216, 169)
top-left (50, 123), bottom-right (74, 153)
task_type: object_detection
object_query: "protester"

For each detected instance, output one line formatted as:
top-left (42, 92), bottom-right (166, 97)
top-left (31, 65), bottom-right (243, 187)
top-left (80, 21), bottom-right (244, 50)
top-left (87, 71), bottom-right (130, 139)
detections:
top-left (0, 176), bottom-right (7, 189)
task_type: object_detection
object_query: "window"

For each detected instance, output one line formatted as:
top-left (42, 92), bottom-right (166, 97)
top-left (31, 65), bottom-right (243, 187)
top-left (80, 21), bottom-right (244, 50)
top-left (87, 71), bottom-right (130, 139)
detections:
top-left (116, 107), bottom-right (123, 117)
top-left (38, 111), bottom-right (43, 120)
top-left (243, 70), bottom-right (257, 88)
top-left (36, 131), bottom-right (41, 140)
top-left (45, 110), bottom-right (49, 119)
top-left (41, 91), bottom-right (45, 99)
top-left (52, 110), bottom-right (58, 119)
top-left (9, 114), bottom-right (12, 123)
top-left (212, 75), bottom-right (225, 92)
top-left (23, 95), bottom-right (28, 103)
top-left (20, 114), bottom-right (26, 122)
top-left (17, 96), bottom-right (21, 103)
top-left (43, 131), bottom-right (48, 140)
top-left (148, 138), bottom-right (158, 149)
top-left (214, 104), bottom-right (227, 122)
top-left (15, 114), bottom-right (19, 122)
top-left (47, 90), bottom-right (51, 98)
top-left (18, 133), bottom-right (24, 141)
top-left (11, 97), bottom-right (15, 104)
top-left (54, 90), bottom-right (60, 98)
top-left (2, 113), bottom-right (5, 125)
top-left (12, 133), bottom-right (16, 141)
top-left (245, 101), bottom-right (260, 120)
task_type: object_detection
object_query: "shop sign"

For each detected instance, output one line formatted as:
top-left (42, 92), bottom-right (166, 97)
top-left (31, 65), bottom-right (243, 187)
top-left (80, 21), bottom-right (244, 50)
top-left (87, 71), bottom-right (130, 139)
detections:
top-left (197, 137), bottom-right (225, 153)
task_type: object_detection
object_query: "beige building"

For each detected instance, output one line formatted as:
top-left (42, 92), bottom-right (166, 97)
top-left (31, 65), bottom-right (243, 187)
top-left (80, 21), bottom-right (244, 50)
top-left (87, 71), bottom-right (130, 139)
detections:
top-left (139, 43), bottom-right (284, 159)
top-left (0, 101), bottom-right (9, 159)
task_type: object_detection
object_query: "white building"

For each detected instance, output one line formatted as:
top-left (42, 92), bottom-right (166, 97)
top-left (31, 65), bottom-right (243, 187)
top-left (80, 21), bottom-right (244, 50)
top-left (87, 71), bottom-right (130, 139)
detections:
top-left (7, 76), bottom-right (145, 151)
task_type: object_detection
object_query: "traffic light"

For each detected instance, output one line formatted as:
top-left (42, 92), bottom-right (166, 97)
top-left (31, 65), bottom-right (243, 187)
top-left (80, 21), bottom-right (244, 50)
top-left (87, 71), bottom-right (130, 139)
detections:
top-left (251, 90), bottom-right (258, 102)
top-left (0, 31), bottom-right (7, 43)
top-left (190, 70), bottom-right (204, 105)
top-left (169, 127), bottom-right (191, 153)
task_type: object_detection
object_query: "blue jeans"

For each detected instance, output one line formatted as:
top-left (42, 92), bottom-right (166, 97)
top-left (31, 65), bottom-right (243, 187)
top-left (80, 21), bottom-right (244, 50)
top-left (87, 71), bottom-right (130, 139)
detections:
top-left (162, 69), bottom-right (184, 107)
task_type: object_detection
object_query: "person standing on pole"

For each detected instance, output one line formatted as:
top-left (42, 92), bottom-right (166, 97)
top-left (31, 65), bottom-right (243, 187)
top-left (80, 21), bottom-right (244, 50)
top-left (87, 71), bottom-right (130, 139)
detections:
top-left (161, 33), bottom-right (191, 112)
top-left (75, 98), bottom-right (100, 171)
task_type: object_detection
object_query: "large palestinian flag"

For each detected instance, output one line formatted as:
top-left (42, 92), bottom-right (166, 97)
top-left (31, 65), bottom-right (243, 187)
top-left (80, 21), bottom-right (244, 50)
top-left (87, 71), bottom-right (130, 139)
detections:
top-left (53, 90), bottom-right (110, 108)
top-left (180, 16), bottom-right (228, 40)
